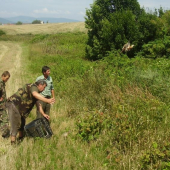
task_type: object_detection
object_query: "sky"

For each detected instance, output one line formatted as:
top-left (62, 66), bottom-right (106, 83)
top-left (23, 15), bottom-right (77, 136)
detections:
top-left (0, 0), bottom-right (169, 21)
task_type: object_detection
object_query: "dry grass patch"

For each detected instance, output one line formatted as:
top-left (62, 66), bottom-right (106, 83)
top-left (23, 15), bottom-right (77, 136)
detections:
top-left (0, 22), bottom-right (87, 35)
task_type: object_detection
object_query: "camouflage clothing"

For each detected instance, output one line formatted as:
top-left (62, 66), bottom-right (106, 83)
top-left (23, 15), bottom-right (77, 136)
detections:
top-left (0, 80), bottom-right (7, 109)
top-left (0, 80), bottom-right (9, 137)
top-left (0, 109), bottom-right (9, 136)
top-left (8, 83), bottom-right (39, 118)
top-left (7, 83), bottom-right (39, 136)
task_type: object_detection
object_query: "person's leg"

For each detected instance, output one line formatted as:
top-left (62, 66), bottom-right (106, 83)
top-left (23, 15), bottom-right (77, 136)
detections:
top-left (6, 102), bottom-right (21, 143)
top-left (36, 100), bottom-right (46, 119)
top-left (18, 116), bottom-right (25, 140)
top-left (0, 109), bottom-right (10, 138)
top-left (45, 103), bottom-right (51, 115)
top-left (45, 103), bottom-right (51, 123)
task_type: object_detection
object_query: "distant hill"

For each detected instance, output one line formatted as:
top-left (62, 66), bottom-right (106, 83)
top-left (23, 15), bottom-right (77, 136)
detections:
top-left (0, 16), bottom-right (80, 24)
top-left (0, 17), bottom-right (14, 24)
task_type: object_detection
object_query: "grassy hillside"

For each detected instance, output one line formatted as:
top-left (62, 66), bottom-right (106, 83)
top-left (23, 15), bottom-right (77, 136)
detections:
top-left (0, 22), bottom-right (87, 35)
top-left (1, 25), bottom-right (170, 169)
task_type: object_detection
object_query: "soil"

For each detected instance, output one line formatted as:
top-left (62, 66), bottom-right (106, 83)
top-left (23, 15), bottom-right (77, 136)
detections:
top-left (0, 41), bottom-right (23, 96)
top-left (0, 41), bottom-right (24, 169)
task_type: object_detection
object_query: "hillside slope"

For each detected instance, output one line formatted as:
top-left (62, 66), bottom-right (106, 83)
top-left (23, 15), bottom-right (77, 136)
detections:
top-left (0, 22), bottom-right (87, 35)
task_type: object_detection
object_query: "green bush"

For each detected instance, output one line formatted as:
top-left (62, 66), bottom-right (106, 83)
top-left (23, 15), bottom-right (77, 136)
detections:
top-left (32, 20), bottom-right (41, 24)
top-left (140, 142), bottom-right (170, 170)
top-left (16, 21), bottom-right (22, 25)
top-left (0, 30), bottom-right (6, 36)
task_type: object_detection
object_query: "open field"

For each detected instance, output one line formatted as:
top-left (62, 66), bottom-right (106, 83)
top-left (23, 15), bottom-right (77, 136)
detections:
top-left (1, 19), bottom-right (170, 169)
top-left (0, 22), bottom-right (87, 35)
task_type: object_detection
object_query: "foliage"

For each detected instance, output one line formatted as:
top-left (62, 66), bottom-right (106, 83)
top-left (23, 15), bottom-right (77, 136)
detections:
top-left (0, 29), bottom-right (6, 36)
top-left (76, 111), bottom-right (104, 141)
top-left (76, 87), bottom-right (168, 148)
top-left (32, 20), bottom-right (41, 24)
top-left (140, 142), bottom-right (170, 169)
top-left (140, 37), bottom-right (170, 58)
top-left (85, 0), bottom-right (141, 60)
top-left (161, 10), bottom-right (170, 35)
top-left (85, 0), bottom-right (168, 60)
top-left (30, 34), bottom-right (49, 43)
top-left (16, 21), bottom-right (22, 25)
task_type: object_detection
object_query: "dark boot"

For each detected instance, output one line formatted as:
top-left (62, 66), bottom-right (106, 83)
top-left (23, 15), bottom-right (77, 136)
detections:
top-left (17, 136), bottom-right (24, 143)
top-left (2, 128), bottom-right (10, 138)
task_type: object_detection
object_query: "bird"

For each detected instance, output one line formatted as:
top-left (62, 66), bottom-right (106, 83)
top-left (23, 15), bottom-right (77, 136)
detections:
top-left (121, 41), bottom-right (134, 53)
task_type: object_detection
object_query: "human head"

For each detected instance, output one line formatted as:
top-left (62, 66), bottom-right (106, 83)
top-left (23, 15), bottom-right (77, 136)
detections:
top-left (42, 66), bottom-right (50, 78)
top-left (42, 66), bottom-right (50, 74)
top-left (35, 79), bottom-right (47, 92)
top-left (1, 71), bottom-right (10, 83)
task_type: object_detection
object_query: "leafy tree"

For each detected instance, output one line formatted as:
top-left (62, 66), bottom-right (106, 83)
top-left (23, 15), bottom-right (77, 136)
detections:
top-left (85, 0), bottom-right (164, 60)
top-left (85, 0), bottom-right (141, 60)
top-left (32, 20), bottom-right (41, 24)
top-left (161, 11), bottom-right (170, 36)
top-left (16, 21), bottom-right (22, 25)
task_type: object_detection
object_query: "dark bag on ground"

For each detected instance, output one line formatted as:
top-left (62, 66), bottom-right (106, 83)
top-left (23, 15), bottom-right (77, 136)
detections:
top-left (24, 118), bottom-right (53, 138)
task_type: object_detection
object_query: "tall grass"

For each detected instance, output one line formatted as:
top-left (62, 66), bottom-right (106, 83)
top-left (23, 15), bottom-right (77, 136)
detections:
top-left (1, 32), bottom-right (170, 169)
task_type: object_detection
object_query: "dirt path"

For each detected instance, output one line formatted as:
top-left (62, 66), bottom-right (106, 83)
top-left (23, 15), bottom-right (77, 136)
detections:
top-left (0, 41), bottom-right (23, 169)
top-left (0, 41), bottom-right (23, 96)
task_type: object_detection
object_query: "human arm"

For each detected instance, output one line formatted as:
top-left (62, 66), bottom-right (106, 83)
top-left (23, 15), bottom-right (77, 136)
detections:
top-left (0, 83), bottom-right (5, 102)
top-left (36, 102), bottom-right (50, 120)
top-left (32, 91), bottom-right (55, 104)
top-left (51, 89), bottom-right (55, 99)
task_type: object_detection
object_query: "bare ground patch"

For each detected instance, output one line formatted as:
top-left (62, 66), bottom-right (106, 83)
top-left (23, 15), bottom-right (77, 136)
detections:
top-left (0, 41), bottom-right (23, 95)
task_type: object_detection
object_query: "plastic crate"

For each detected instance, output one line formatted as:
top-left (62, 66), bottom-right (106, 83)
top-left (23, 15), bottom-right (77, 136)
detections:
top-left (24, 118), bottom-right (53, 138)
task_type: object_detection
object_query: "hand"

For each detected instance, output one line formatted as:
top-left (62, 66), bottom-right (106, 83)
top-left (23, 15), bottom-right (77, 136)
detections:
top-left (43, 114), bottom-right (50, 120)
top-left (48, 98), bottom-right (55, 104)
top-left (0, 97), bottom-right (3, 102)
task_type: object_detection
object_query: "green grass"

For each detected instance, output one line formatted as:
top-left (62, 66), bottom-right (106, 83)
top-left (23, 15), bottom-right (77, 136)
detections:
top-left (1, 32), bottom-right (170, 169)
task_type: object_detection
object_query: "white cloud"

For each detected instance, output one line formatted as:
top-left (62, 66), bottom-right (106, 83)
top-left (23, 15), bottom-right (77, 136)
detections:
top-left (33, 8), bottom-right (60, 14)
top-left (33, 8), bottom-right (72, 17)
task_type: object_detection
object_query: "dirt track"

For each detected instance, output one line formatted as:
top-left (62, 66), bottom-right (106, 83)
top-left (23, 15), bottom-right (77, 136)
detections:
top-left (0, 41), bottom-right (23, 169)
top-left (0, 41), bottom-right (23, 96)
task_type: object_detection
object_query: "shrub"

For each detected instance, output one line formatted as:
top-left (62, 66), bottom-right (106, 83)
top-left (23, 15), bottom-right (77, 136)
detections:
top-left (140, 36), bottom-right (170, 58)
top-left (140, 142), bottom-right (170, 170)
top-left (32, 20), bottom-right (41, 24)
top-left (16, 21), bottom-right (22, 25)
top-left (0, 30), bottom-right (6, 36)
